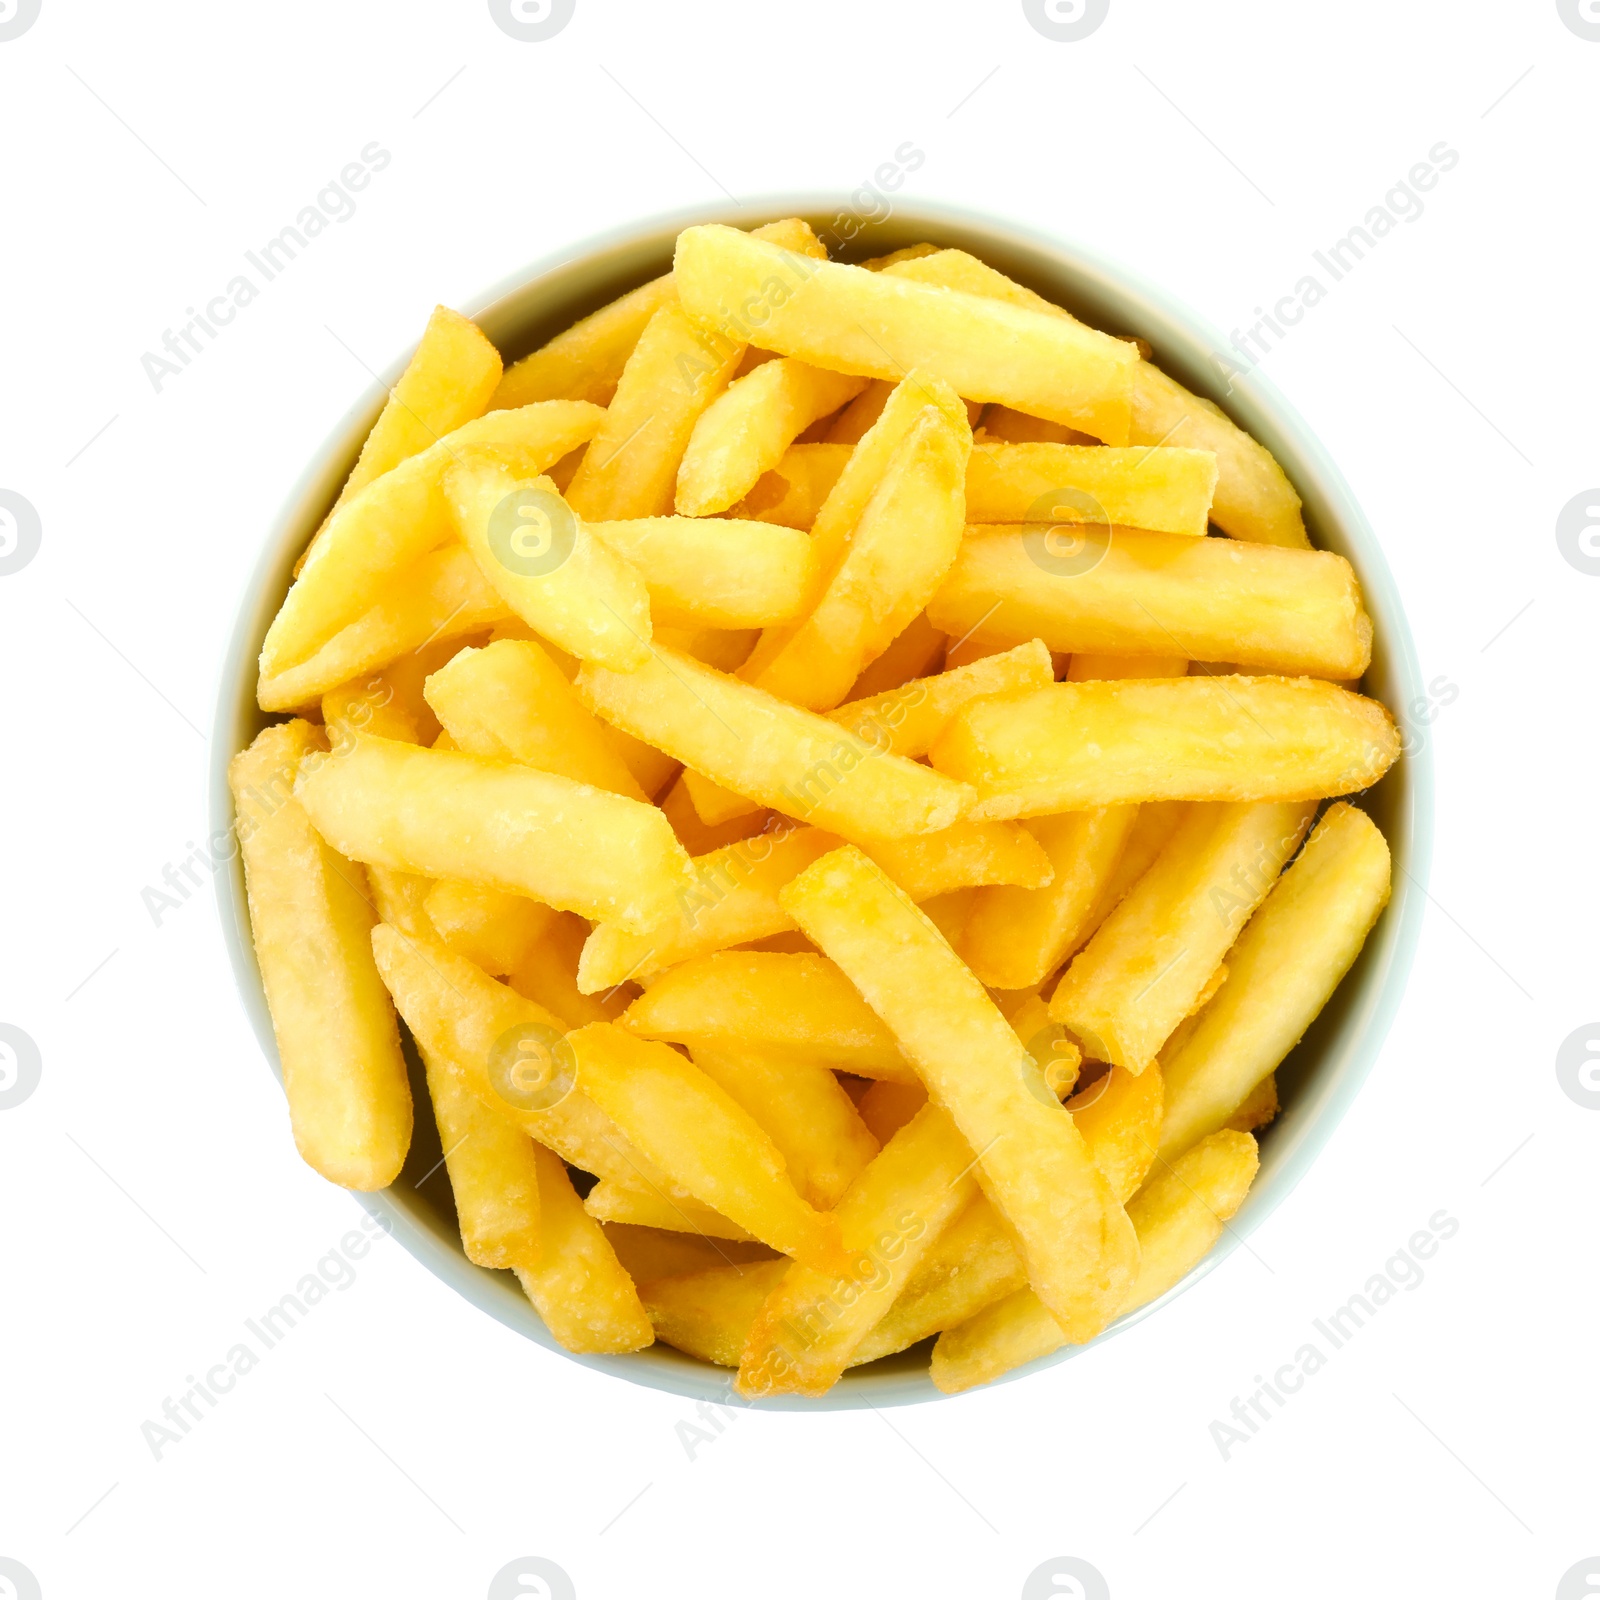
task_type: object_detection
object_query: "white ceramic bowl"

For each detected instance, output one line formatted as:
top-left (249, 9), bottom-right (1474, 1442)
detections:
top-left (212, 195), bottom-right (1432, 1409)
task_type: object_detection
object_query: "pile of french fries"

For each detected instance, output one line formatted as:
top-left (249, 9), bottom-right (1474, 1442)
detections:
top-left (231, 216), bottom-right (1398, 1397)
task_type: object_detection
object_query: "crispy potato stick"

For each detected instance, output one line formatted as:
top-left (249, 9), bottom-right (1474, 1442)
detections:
top-left (737, 1104), bottom-right (978, 1397)
top-left (828, 639), bottom-right (1054, 759)
top-left (230, 723), bottom-right (412, 1189)
top-left (1009, 994), bottom-right (1083, 1099)
top-left (1067, 652), bottom-right (1189, 680)
top-left (978, 404), bottom-right (1094, 446)
top-left (584, 1180), bottom-right (756, 1241)
top-left (603, 1224), bottom-right (774, 1283)
top-left (514, 1143), bottom-right (656, 1354)
top-left (643, 1260), bottom-right (791, 1366)
top-left (297, 734), bottom-right (692, 932)
top-left (1069, 1064), bottom-right (1164, 1201)
top-left (673, 226), bottom-right (1137, 443)
top-left (677, 359), bottom-right (868, 515)
top-left (1049, 801), bottom-right (1316, 1072)
top-left (779, 847), bottom-right (1138, 1339)
top-left (620, 951), bottom-right (917, 1082)
top-left (748, 407), bottom-right (973, 711)
top-left (658, 773), bottom-right (768, 856)
top-left (362, 864), bottom-right (434, 941)
top-left (929, 527), bottom-right (1371, 679)
top-left (931, 676), bottom-right (1399, 816)
top-left (259, 544), bottom-right (510, 712)
top-left (884, 248), bottom-right (1306, 546)
top-left (966, 443), bottom-right (1218, 537)
top-left (587, 516), bottom-right (816, 629)
top-left (423, 879), bottom-right (557, 976)
top-left (446, 458), bottom-right (653, 672)
top-left (369, 923), bottom-right (674, 1193)
top-left (420, 1045), bottom-right (541, 1268)
top-left (855, 1078), bottom-right (928, 1144)
top-left (682, 768), bottom-right (766, 827)
top-left (509, 912), bottom-right (629, 1030)
top-left (568, 1022), bottom-right (843, 1271)
top-left (844, 611), bottom-right (948, 701)
top-left (690, 1045), bottom-right (880, 1209)
top-left (262, 402), bottom-right (604, 675)
top-left (1083, 800), bottom-right (1189, 929)
top-left (1160, 801), bottom-right (1391, 1160)
top-left (733, 441), bottom-right (851, 528)
top-left (658, 625), bottom-right (760, 674)
top-left (493, 274), bottom-right (677, 410)
top-left (859, 820), bottom-right (1053, 899)
top-left (1226, 1071), bottom-right (1279, 1133)
top-left (826, 379), bottom-right (894, 443)
top-left (961, 807), bottom-right (1138, 990)
top-left (930, 1130), bottom-right (1259, 1393)
top-left (576, 645), bottom-right (975, 843)
top-left (423, 639), bottom-right (647, 800)
top-left (322, 676), bottom-right (420, 748)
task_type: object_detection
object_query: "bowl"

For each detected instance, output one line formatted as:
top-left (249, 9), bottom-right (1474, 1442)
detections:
top-left (212, 194), bottom-right (1432, 1409)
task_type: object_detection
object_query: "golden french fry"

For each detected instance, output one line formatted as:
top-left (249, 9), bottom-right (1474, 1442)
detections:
top-left (1068, 1064), bottom-right (1164, 1202)
top-left (842, 610), bottom-right (948, 701)
top-left (229, 722), bottom-right (412, 1189)
top-left (657, 625), bottom-right (760, 674)
top-left (297, 734), bottom-right (692, 932)
top-left (567, 1022), bottom-right (843, 1271)
top-left (681, 768), bottom-right (766, 827)
top-left (509, 911), bottom-right (630, 1029)
top-left (423, 879), bottom-right (557, 976)
top-left (931, 676), bottom-right (1399, 817)
top-left (643, 1260), bottom-right (791, 1366)
top-left (930, 1129), bottom-right (1259, 1393)
top-left (261, 403), bottom-right (604, 676)
top-left (514, 1142), bottom-right (656, 1354)
top-left (943, 634), bottom-right (1015, 672)
top-left (423, 638), bottom-right (647, 800)
top-left (1067, 652), bottom-right (1189, 680)
top-left (929, 526), bottom-right (1370, 679)
top-left (676, 358), bottom-right (868, 516)
top-left (420, 1045), bottom-right (541, 1268)
top-left (854, 1078), bottom-right (928, 1144)
top-left (362, 864), bottom-right (435, 941)
top-left (1049, 801), bottom-right (1315, 1072)
top-left (825, 378), bottom-right (893, 443)
top-left (446, 458), bottom-right (653, 672)
top-left (690, 1044), bottom-right (880, 1209)
top-left (966, 443), bottom-right (1217, 537)
top-left (733, 441), bottom-right (851, 528)
top-left (737, 1103), bottom-right (978, 1397)
top-left (587, 516), bottom-right (816, 629)
top-left (322, 672), bottom-right (423, 748)
top-left (658, 772), bottom-right (768, 857)
top-left (778, 846), bottom-right (1138, 1340)
top-left (859, 820), bottom-right (1052, 899)
top-left (1225, 1071), bottom-right (1279, 1133)
top-left (1160, 801), bottom-right (1390, 1160)
top-left (673, 226), bottom-right (1137, 443)
top-left (828, 639), bottom-right (1054, 759)
top-left (602, 1223), bottom-right (775, 1283)
top-left (620, 951), bottom-right (917, 1082)
top-left (576, 644), bottom-right (975, 843)
top-left (977, 404), bottom-right (1094, 446)
top-left (584, 1179), bottom-right (755, 1241)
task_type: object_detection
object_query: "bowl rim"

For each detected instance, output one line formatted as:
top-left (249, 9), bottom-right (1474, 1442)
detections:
top-left (210, 190), bottom-right (1434, 1411)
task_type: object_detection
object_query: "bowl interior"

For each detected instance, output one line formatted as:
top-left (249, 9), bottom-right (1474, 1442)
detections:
top-left (212, 196), bottom-right (1432, 1410)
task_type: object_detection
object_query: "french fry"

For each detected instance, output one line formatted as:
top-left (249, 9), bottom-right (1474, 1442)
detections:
top-left (230, 722), bottom-right (412, 1189)
top-left (859, 820), bottom-right (1053, 899)
top-left (567, 1022), bottom-right (843, 1271)
top-left (842, 611), bottom-right (948, 701)
top-left (673, 226), bottom-right (1137, 443)
top-left (423, 879), bottom-right (557, 976)
top-left (576, 645), bottom-right (975, 843)
top-left (682, 768), bottom-right (766, 827)
top-left (369, 923), bottom-right (675, 1193)
top-left (737, 1103), bottom-right (978, 1397)
top-left (508, 911), bottom-right (630, 1029)
top-left (587, 516), bottom-right (816, 629)
top-left (928, 526), bottom-right (1371, 680)
top-left (1083, 800), bottom-right (1189, 930)
top-left (602, 1224), bottom-right (775, 1282)
top-left (445, 458), bottom-right (653, 672)
top-left (1067, 652), bottom-right (1189, 680)
top-left (1159, 801), bottom-right (1390, 1160)
top-left (261, 402), bottom-right (604, 676)
top-left (322, 674), bottom-right (423, 748)
top-left (643, 1260), bottom-right (790, 1367)
top-left (657, 624), bottom-right (761, 675)
top-left (296, 734), bottom-right (692, 932)
top-left (943, 634), bottom-right (1014, 672)
top-left (1225, 1071), bottom-right (1279, 1133)
top-left (966, 443), bottom-right (1218, 537)
top-left (658, 773), bottom-right (768, 856)
top-left (514, 1142), bottom-right (656, 1355)
top-left (930, 676), bottom-right (1399, 816)
top-left (362, 864), bottom-right (435, 941)
top-left (778, 846), bottom-right (1138, 1340)
top-left (423, 638), bottom-right (647, 800)
top-left (1049, 801), bottom-right (1316, 1072)
top-left (689, 1044), bottom-right (880, 1209)
top-left (258, 544), bottom-right (510, 712)
top-left (676, 359), bottom-right (869, 516)
top-left (825, 378), bottom-right (893, 443)
top-left (420, 1045), bottom-right (541, 1268)
top-left (977, 404), bottom-right (1094, 446)
top-left (827, 639), bottom-right (1054, 759)
top-left (1069, 1063), bottom-right (1164, 1201)
top-left (930, 1130), bottom-right (1259, 1393)
top-left (584, 1180), bottom-right (755, 1241)
top-left (732, 441), bottom-right (851, 528)
top-left (883, 248), bottom-right (1306, 546)
top-left (620, 951), bottom-right (917, 1082)
top-left (855, 1078), bottom-right (928, 1143)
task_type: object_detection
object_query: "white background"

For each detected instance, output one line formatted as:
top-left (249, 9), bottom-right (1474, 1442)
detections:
top-left (2, 2), bottom-right (1594, 1596)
